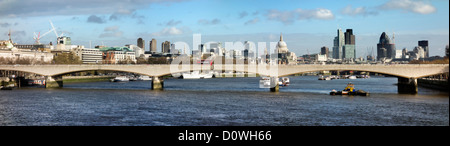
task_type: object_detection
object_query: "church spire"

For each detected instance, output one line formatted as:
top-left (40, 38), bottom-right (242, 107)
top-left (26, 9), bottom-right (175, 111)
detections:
top-left (8, 29), bottom-right (12, 43)
top-left (280, 33), bottom-right (283, 41)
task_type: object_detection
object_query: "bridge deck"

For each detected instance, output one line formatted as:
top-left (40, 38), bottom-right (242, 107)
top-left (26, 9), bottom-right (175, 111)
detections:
top-left (0, 64), bottom-right (448, 79)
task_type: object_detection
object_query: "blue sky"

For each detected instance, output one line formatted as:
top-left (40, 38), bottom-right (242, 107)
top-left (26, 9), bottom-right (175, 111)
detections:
top-left (0, 0), bottom-right (449, 57)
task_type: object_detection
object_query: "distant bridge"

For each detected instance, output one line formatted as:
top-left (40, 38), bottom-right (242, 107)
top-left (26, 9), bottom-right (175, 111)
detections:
top-left (1, 64), bottom-right (448, 93)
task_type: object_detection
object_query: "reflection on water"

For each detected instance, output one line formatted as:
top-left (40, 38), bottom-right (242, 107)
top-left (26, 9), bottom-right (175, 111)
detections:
top-left (0, 76), bottom-right (448, 126)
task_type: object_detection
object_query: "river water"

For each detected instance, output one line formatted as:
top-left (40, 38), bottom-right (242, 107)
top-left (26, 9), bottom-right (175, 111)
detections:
top-left (0, 76), bottom-right (448, 126)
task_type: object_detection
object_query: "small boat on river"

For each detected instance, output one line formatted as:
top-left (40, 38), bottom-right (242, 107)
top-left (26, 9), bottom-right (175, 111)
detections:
top-left (279, 77), bottom-right (290, 87)
top-left (137, 76), bottom-right (152, 81)
top-left (330, 90), bottom-right (369, 96)
top-left (113, 76), bottom-right (129, 82)
top-left (330, 82), bottom-right (369, 96)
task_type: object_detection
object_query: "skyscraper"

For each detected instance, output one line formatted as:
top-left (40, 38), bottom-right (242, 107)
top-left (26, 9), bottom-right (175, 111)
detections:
top-left (150, 39), bottom-right (157, 53)
top-left (413, 46), bottom-right (425, 59)
top-left (161, 41), bottom-right (171, 53)
top-left (320, 46), bottom-right (329, 58)
top-left (199, 44), bottom-right (206, 53)
top-left (344, 29), bottom-right (355, 45)
top-left (418, 40), bottom-right (429, 58)
top-left (377, 32), bottom-right (396, 60)
top-left (332, 29), bottom-right (345, 59)
top-left (137, 38), bottom-right (145, 50)
top-left (343, 29), bottom-right (356, 59)
top-left (446, 45), bottom-right (449, 58)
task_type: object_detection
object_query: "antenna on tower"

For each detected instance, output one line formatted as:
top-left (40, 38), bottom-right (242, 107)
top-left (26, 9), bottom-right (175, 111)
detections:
top-left (372, 47), bottom-right (374, 57)
top-left (392, 32), bottom-right (396, 44)
top-left (8, 29), bottom-right (12, 43)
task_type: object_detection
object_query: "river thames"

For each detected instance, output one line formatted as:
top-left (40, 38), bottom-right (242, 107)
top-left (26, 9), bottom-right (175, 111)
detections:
top-left (0, 76), bottom-right (448, 126)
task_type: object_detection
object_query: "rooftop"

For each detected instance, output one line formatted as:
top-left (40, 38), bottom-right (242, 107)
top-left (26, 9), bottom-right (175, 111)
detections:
top-left (99, 47), bottom-right (133, 52)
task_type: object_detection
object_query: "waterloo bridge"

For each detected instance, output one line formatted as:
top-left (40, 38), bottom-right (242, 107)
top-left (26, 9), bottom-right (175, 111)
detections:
top-left (0, 64), bottom-right (448, 94)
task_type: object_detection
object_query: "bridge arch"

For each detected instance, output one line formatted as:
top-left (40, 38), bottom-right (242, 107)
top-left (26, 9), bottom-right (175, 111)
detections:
top-left (278, 69), bottom-right (412, 78)
top-left (276, 64), bottom-right (449, 79)
top-left (50, 69), bottom-right (153, 77)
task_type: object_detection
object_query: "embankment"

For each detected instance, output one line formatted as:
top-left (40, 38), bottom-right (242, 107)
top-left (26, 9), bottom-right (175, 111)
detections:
top-left (418, 78), bottom-right (448, 92)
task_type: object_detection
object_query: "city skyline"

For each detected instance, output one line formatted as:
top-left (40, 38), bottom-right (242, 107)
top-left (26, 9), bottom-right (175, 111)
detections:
top-left (0, 0), bottom-right (449, 57)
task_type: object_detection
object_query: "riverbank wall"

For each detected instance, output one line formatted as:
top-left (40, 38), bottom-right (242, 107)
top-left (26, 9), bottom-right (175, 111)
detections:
top-left (418, 78), bottom-right (448, 92)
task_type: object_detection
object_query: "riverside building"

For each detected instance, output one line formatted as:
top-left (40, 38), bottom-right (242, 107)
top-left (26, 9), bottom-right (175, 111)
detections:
top-left (72, 46), bottom-right (103, 64)
top-left (0, 40), bottom-right (53, 63)
top-left (99, 47), bottom-right (136, 64)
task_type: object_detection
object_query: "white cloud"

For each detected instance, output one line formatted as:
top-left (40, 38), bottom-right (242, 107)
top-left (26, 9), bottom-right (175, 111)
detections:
top-left (299, 8), bottom-right (334, 20)
top-left (266, 8), bottom-right (334, 25)
top-left (266, 10), bottom-right (296, 25)
top-left (341, 5), bottom-right (378, 16)
top-left (0, 0), bottom-right (189, 17)
top-left (244, 18), bottom-right (260, 25)
top-left (162, 19), bottom-right (182, 26)
top-left (0, 22), bottom-right (11, 27)
top-left (104, 26), bottom-right (119, 32)
top-left (239, 11), bottom-right (249, 19)
top-left (198, 19), bottom-right (221, 25)
top-left (380, 0), bottom-right (437, 14)
top-left (5, 30), bottom-right (26, 37)
top-left (152, 27), bottom-right (184, 37)
top-left (99, 26), bottom-right (123, 38)
top-left (87, 15), bottom-right (106, 24)
top-left (99, 31), bottom-right (123, 38)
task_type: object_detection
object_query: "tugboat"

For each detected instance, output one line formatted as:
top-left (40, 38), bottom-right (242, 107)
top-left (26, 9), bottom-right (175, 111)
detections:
top-left (330, 82), bottom-right (369, 96)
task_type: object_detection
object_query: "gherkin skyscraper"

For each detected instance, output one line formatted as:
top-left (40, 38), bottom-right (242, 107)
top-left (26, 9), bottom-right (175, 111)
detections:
top-left (377, 32), bottom-right (396, 60)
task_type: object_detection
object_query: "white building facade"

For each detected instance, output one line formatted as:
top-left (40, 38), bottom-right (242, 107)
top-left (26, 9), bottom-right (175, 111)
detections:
top-left (73, 46), bottom-right (103, 64)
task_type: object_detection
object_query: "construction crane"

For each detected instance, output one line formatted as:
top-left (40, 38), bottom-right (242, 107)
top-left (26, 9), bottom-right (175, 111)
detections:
top-left (49, 20), bottom-right (64, 38)
top-left (33, 27), bottom-right (55, 44)
top-left (33, 20), bottom-right (66, 44)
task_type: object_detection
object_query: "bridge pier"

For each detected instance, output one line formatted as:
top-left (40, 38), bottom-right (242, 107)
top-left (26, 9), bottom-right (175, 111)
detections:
top-left (45, 75), bottom-right (63, 88)
top-left (151, 76), bottom-right (164, 90)
top-left (398, 77), bottom-right (418, 94)
top-left (270, 77), bottom-right (279, 92)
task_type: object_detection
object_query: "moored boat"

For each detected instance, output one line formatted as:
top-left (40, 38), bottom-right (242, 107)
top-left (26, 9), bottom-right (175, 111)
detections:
top-left (182, 71), bottom-right (213, 79)
top-left (137, 76), bottom-right (152, 81)
top-left (318, 76), bottom-right (326, 80)
top-left (0, 84), bottom-right (15, 90)
top-left (279, 77), bottom-right (290, 87)
top-left (259, 77), bottom-right (271, 88)
top-left (319, 76), bottom-right (332, 80)
top-left (182, 71), bottom-right (201, 79)
top-left (113, 76), bottom-right (129, 82)
top-left (129, 76), bottom-right (138, 81)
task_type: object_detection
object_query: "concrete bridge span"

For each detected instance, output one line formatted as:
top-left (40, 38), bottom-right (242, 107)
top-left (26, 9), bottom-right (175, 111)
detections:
top-left (1, 64), bottom-right (448, 93)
